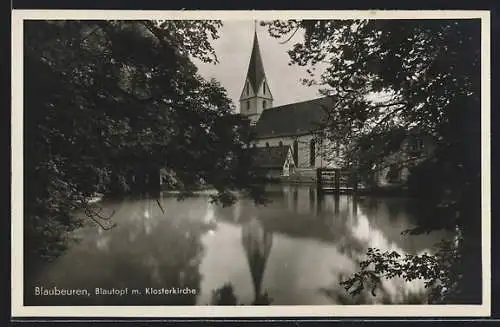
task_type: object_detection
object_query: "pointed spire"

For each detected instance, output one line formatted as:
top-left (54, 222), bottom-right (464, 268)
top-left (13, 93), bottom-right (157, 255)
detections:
top-left (241, 217), bottom-right (273, 303)
top-left (246, 22), bottom-right (266, 93)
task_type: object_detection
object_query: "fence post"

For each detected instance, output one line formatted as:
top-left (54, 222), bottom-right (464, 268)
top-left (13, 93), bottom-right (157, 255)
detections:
top-left (353, 171), bottom-right (358, 194)
top-left (316, 168), bottom-right (322, 195)
top-left (335, 169), bottom-right (340, 195)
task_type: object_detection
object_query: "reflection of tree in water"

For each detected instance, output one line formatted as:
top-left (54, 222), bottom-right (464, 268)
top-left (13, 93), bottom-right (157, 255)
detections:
top-left (356, 196), bottom-right (419, 226)
top-left (384, 199), bottom-right (405, 220)
top-left (323, 196), bottom-right (429, 304)
top-left (211, 283), bottom-right (238, 305)
top-left (96, 195), bottom-right (205, 305)
top-left (359, 196), bottom-right (379, 213)
top-left (26, 194), bottom-right (207, 306)
top-left (320, 276), bottom-right (427, 305)
top-left (210, 282), bottom-right (273, 305)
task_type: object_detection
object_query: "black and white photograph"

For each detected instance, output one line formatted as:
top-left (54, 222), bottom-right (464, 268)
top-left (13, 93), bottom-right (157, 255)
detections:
top-left (11, 10), bottom-right (490, 317)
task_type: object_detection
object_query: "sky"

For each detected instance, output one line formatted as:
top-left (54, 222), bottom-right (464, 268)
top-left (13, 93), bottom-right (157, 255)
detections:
top-left (192, 21), bottom-right (324, 112)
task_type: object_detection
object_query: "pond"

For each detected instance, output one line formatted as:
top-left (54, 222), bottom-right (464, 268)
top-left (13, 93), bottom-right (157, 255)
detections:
top-left (25, 185), bottom-right (450, 306)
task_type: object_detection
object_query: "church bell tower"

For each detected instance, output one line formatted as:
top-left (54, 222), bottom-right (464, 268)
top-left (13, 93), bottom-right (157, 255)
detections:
top-left (239, 22), bottom-right (273, 125)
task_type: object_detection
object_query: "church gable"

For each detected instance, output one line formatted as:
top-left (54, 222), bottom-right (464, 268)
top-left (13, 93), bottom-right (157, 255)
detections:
top-left (255, 79), bottom-right (273, 100)
top-left (282, 147), bottom-right (295, 177)
top-left (240, 78), bottom-right (256, 100)
top-left (285, 147), bottom-right (295, 167)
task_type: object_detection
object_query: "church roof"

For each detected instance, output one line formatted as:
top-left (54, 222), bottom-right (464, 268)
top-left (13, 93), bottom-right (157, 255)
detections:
top-left (251, 145), bottom-right (291, 168)
top-left (254, 96), bottom-right (334, 138)
top-left (246, 31), bottom-right (266, 92)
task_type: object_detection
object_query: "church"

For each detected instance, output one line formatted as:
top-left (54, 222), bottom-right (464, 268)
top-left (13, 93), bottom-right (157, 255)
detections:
top-left (239, 28), bottom-right (432, 186)
top-left (240, 29), bottom-right (337, 180)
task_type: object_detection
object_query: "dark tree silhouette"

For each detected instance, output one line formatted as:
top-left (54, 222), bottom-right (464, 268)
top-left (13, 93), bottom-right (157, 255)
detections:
top-left (262, 19), bottom-right (482, 304)
top-left (24, 20), bottom-right (267, 273)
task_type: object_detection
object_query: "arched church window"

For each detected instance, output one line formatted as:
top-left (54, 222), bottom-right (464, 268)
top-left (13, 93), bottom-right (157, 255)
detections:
top-left (263, 100), bottom-right (267, 109)
top-left (246, 82), bottom-right (249, 95)
top-left (266, 142), bottom-right (269, 148)
top-left (293, 140), bottom-right (298, 165)
top-left (263, 82), bottom-right (266, 94)
top-left (309, 139), bottom-right (316, 167)
top-left (278, 141), bottom-right (283, 147)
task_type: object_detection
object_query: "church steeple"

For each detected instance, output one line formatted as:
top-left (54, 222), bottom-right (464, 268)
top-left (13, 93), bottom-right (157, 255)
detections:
top-left (247, 29), bottom-right (266, 93)
top-left (240, 22), bottom-right (273, 124)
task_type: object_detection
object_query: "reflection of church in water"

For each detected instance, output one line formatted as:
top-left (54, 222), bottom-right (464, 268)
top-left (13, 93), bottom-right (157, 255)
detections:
top-left (241, 215), bottom-right (273, 305)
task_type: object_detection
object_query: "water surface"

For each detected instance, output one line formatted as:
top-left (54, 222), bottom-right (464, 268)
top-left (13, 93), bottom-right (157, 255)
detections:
top-left (25, 185), bottom-right (449, 305)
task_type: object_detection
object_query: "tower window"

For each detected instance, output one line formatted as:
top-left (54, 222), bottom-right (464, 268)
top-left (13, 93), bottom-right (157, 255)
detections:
top-left (246, 82), bottom-right (249, 95)
top-left (246, 100), bottom-right (250, 111)
top-left (263, 82), bottom-right (266, 94)
top-left (263, 100), bottom-right (267, 109)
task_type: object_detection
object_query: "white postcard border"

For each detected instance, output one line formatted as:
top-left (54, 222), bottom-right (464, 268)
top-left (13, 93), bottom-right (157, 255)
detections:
top-left (11, 9), bottom-right (491, 318)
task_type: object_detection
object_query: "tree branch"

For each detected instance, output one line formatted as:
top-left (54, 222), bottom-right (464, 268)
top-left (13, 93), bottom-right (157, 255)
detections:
top-left (279, 25), bottom-right (300, 44)
top-left (368, 101), bottom-right (407, 110)
top-left (372, 105), bottom-right (406, 128)
top-left (156, 198), bottom-right (165, 214)
top-left (80, 197), bottom-right (117, 230)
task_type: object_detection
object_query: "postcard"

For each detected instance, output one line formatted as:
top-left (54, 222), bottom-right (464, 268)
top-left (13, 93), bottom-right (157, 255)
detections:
top-left (11, 9), bottom-right (491, 318)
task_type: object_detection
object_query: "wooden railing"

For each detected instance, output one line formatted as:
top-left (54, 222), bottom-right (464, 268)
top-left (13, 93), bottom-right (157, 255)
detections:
top-left (316, 168), bottom-right (361, 195)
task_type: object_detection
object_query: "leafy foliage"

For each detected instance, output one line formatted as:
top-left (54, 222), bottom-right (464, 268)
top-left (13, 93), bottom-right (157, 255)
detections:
top-left (263, 19), bottom-right (482, 303)
top-left (340, 241), bottom-right (461, 304)
top-left (24, 20), bottom-right (266, 270)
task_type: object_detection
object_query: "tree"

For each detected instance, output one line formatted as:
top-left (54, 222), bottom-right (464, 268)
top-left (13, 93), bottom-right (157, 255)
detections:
top-left (24, 20), bottom-right (266, 274)
top-left (262, 19), bottom-right (482, 303)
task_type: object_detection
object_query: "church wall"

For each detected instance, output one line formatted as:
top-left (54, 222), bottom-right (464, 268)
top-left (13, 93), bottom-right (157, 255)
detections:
top-left (253, 134), bottom-right (336, 169)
